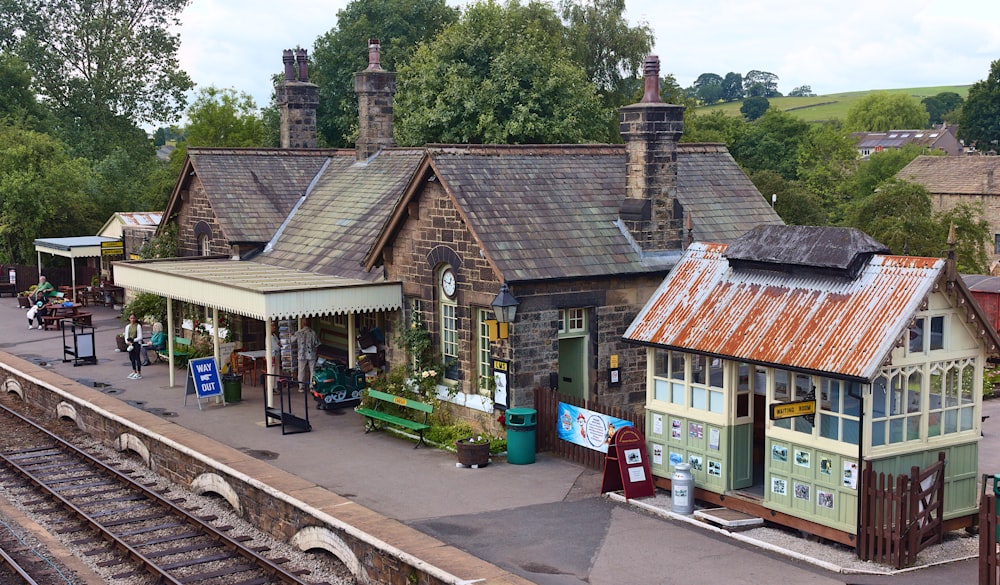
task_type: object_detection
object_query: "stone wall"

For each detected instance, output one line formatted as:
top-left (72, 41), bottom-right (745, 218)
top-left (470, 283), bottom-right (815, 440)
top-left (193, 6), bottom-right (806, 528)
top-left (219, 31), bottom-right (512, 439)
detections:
top-left (174, 176), bottom-right (231, 257)
top-left (0, 354), bottom-right (530, 585)
top-left (382, 180), bottom-right (664, 411)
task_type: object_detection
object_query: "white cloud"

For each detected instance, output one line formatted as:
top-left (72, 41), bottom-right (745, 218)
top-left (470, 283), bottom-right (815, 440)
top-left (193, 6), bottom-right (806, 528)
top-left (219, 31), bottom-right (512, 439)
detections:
top-left (169, 0), bottom-right (1000, 127)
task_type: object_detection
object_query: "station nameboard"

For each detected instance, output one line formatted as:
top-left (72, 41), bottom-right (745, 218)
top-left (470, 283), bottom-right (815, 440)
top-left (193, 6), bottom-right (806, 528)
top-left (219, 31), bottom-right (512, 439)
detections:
top-left (101, 240), bottom-right (124, 256)
top-left (770, 399), bottom-right (816, 420)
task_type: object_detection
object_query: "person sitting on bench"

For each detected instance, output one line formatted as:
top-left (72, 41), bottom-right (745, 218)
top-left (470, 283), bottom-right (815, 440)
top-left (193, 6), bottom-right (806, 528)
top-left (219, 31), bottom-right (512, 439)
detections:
top-left (30, 275), bottom-right (54, 303)
top-left (140, 323), bottom-right (165, 366)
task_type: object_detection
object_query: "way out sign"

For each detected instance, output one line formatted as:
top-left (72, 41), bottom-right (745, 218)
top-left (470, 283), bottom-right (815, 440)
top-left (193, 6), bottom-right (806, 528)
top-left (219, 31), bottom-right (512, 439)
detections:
top-left (184, 357), bottom-right (223, 410)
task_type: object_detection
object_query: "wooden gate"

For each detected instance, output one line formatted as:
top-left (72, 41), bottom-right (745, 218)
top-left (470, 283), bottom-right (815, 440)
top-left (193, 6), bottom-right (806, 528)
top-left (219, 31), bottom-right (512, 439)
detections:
top-left (858, 452), bottom-right (945, 569)
top-left (534, 387), bottom-right (645, 470)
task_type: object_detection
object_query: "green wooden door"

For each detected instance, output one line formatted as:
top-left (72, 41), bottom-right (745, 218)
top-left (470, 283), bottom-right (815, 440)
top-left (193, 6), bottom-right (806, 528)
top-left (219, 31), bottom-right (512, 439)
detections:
top-left (558, 336), bottom-right (587, 399)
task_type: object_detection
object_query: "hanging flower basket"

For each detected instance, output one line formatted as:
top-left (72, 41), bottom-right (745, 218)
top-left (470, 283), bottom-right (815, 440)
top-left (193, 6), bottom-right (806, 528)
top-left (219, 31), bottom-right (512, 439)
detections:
top-left (455, 437), bottom-right (491, 468)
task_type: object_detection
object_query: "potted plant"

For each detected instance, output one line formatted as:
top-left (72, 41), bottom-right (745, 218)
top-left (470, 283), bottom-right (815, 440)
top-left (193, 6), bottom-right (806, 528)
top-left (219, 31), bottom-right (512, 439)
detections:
top-left (455, 435), bottom-right (491, 468)
top-left (17, 285), bottom-right (36, 308)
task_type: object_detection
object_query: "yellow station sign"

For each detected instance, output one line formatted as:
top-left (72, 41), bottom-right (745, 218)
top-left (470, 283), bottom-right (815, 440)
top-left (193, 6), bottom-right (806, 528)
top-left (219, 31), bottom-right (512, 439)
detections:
top-left (770, 399), bottom-right (816, 420)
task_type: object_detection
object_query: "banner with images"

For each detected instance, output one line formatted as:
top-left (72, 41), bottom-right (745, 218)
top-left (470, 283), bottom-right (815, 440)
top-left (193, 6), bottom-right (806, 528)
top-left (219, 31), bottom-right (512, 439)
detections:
top-left (557, 402), bottom-right (634, 453)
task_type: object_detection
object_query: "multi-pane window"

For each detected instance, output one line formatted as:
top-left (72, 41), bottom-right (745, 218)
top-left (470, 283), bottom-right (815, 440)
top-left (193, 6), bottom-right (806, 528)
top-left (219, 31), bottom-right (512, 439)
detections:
top-left (652, 350), bottom-right (723, 414)
top-left (559, 308), bottom-right (586, 334)
top-left (772, 370), bottom-right (814, 435)
top-left (908, 316), bottom-right (945, 354)
top-left (819, 379), bottom-right (861, 444)
top-left (476, 308), bottom-right (492, 394)
top-left (995, 234), bottom-right (1000, 254)
top-left (927, 359), bottom-right (976, 437)
top-left (441, 303), bottom-right (457, 379)
top-left (870, 360), bottom-right (976, 446)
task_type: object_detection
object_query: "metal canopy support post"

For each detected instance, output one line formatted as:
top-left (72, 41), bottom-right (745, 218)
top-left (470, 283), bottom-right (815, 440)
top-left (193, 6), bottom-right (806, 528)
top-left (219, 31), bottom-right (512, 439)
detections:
top-left (265, 318), bottom-right (274, 409)
top-left (347, 312), bottom-right (357, 369)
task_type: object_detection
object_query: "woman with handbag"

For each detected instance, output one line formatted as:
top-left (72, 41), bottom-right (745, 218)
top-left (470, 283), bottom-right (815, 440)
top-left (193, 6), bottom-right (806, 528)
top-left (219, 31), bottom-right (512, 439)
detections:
top-left (124, 314), bottom-right (143, 379)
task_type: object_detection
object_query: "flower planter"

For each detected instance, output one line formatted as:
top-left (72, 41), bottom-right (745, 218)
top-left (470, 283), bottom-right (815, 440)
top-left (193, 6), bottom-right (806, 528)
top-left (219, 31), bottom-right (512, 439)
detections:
top-left (455, 437), bottom-right (490, 468)
top-left (17, 295), bottom-right (31, 308)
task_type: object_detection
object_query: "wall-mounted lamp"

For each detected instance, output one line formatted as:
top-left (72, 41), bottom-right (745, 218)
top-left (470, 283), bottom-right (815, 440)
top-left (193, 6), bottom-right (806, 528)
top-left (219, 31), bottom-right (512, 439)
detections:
top-left (489, 282), bottom-right (519, 340)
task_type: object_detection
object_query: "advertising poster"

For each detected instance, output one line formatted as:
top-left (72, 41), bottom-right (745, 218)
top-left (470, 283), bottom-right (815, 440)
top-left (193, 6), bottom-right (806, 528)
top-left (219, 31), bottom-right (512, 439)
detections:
top-left (557, 402), bottom-right (634, 453)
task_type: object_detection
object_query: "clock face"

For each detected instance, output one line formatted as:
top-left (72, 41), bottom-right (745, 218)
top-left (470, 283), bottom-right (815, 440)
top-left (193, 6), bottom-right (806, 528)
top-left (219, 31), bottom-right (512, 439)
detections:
top-left (441, 268), bottom-right (457, 297)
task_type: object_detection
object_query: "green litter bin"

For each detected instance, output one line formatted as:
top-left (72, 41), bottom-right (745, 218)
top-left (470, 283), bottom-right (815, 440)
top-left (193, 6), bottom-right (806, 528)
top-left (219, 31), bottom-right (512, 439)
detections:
top-left (222, 374), bottom-right (242, 403)
top-left (505, 407), bottom-right (537, 465)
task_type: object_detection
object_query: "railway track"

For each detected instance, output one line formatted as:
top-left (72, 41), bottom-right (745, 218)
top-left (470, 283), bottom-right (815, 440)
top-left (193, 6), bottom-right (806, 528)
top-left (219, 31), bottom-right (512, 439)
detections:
top-left (0, 401), bottom-right (334, 585)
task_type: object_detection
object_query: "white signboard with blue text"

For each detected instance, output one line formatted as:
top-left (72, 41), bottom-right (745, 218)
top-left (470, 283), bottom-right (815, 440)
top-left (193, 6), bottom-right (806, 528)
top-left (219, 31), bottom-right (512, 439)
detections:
top-left (184, 357), bottom-right (223, 409)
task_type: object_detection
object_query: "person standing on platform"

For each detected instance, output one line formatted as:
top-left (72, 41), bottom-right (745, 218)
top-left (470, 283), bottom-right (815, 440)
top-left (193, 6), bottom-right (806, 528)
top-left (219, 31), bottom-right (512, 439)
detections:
top-left (293, 318), bottom-right (319, 392)
top-left (124, 314), bottom-right (143, 379)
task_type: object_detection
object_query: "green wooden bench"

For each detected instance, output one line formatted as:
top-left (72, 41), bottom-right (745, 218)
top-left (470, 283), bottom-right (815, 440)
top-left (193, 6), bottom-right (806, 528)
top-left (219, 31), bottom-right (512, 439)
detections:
top-left (157, 336), bottom-right (191, 364)
top-left (355, 389), bottom-right (434, 448)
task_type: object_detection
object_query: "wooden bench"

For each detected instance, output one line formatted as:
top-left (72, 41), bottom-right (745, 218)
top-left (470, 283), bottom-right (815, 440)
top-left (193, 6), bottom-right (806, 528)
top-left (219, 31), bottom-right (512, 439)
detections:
top-left (156, 336), bottom-right (191, 364)
top-left (0, 282), bottom-right (16, 297)
top-left (355, 389), bottom-right (434, 448)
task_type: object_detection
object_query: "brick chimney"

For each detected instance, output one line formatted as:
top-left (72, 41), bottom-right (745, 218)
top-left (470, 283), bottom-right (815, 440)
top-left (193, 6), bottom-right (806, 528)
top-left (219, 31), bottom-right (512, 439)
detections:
top-left (354, 39), bottom-right (396, 161)
top-left (619, 55), bottom-right (685, 252)
top-left (276, 48), bottom-right (319, 149)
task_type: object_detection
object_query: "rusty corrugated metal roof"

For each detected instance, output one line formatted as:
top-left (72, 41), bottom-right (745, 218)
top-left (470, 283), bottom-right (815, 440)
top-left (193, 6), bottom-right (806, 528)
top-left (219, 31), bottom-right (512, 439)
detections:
top-left (623, 242), bottom-right (944, 380)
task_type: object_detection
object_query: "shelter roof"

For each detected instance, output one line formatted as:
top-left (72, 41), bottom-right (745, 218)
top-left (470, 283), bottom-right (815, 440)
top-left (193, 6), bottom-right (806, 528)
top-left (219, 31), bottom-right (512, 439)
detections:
top-left (624, 239), bottom-right (950, 381)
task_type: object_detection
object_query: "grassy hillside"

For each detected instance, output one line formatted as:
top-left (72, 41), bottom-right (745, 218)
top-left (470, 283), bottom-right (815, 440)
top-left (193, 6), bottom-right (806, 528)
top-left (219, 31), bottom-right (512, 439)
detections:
top-left (697, 85), bottom-right (971, 124)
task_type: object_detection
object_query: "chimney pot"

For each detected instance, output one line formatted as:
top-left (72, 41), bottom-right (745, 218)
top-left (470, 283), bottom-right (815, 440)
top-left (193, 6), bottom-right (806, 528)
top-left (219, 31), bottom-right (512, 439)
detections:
top-left (368, 38), bottom-right (382, 70)
top-left (282, 49), bottom-right (295, 82)
top-left (295, 48), bottom-right (309, 82)
top-left (641, 55), bottom-right (660, 103)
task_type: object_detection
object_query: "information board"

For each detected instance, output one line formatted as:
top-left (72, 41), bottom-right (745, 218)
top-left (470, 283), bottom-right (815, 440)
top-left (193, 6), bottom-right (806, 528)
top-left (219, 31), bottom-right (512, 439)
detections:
top-left (600, 426), bottom-right (655, 499)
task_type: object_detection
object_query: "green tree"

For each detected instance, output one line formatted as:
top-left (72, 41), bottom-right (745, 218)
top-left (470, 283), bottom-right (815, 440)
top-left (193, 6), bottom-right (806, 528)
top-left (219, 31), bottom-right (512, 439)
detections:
top-left (0, 0), bottom-right (194, 128)
top-left (847, 179), bottom-right (937, 255)
top-left (682, 110), bottom-right (746, 144)
top-left (749, 170), bottom-right (826, 226)
top-left (720, 72), bottom-right (743, 102)
top-left (0, 52), bottom-right (49, 129)
top-left (796, 123), bottom-right (858, 222)
top-left (921, 92), bottom-right (963, 126)
top-left (851, 143), bottom-right (929, 200)
top-left (728, 109), bottom-right (810, 180)
top-left (0, 123), bottom-right (96, 263)
top-left (310, 0), bottom-right (459, 147)
top-left (788, 85), bottom-right (815, 97)
top-left (740, 96), bottom-right (769, 121)
top-left (936, 203), bottom-right (990, 274)
top-left (692, 73), bottom-right (723, 104)
top-left (959, 59), bottom-right (1000, 151)
top-left (181, 87), bottom-right (269, 148)
top-left (743, 70), bottom-right (779, 98)
top-left (395, 0), bottom-right (608, 145)
top-left (559, 0), bottom-right (653, 106)
top-left (844, 91), bottom-right (929, 132)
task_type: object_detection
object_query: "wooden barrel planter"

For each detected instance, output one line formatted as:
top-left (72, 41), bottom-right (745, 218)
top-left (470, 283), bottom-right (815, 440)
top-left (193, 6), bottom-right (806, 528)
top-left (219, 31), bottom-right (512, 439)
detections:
top-left (455, 437), bottom-right (490, 468)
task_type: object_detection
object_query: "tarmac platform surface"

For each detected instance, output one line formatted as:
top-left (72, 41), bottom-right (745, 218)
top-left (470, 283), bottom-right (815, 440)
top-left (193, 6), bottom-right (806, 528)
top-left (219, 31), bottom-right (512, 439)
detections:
top-left (2, 297), bottom-right (993, 585)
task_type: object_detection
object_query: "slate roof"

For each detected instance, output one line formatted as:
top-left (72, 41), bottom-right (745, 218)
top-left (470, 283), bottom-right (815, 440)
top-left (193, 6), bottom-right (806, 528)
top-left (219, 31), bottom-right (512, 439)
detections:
top-left (171, 148), bottom-right (351, 244)
top-left (897, 155), bottom-right (1000, 195)
top-left (420, 144), bottom-right (782, 281)
top-left (256, 149), bottom-right (425, 281)
top-left (851, 127), bottom-right (960, 156)
top-left (725, 225), bottom-right (889, 278)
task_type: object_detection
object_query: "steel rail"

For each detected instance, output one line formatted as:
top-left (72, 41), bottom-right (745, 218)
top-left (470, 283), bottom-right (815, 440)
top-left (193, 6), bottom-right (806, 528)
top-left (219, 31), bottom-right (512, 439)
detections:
top-left (0, 545), bottom-right (41, 585)
top-left (0, 402), bottom-right (306, 584)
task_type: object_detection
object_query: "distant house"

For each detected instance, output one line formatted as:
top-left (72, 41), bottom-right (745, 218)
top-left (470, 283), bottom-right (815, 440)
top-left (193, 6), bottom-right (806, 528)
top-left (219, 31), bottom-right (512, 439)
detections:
top-left (896, 155), bottom-right (1000, 270)
top-left (851, 125), bottom-right (962, 159)
top-left (624, 225), bottom-right (1000, 543)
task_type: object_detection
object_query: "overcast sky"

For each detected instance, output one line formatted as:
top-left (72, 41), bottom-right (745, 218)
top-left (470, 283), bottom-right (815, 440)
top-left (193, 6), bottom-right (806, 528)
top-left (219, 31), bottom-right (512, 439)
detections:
top-left (174, 0), bottom-right (1000, 114)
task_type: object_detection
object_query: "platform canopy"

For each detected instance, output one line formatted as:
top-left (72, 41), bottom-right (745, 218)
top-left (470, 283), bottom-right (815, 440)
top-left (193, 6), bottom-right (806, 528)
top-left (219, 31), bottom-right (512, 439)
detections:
top-left (113, 257), bottom-right (401, 322)
top-left (33, 236), bottom-right (121, 292)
